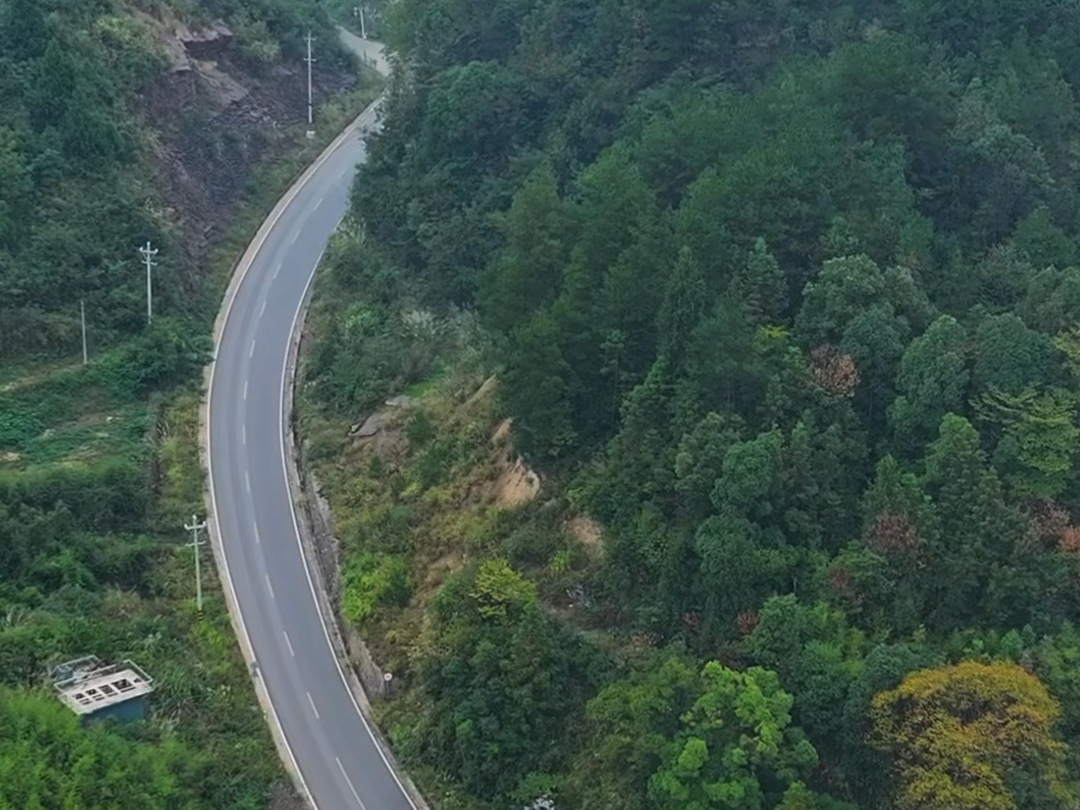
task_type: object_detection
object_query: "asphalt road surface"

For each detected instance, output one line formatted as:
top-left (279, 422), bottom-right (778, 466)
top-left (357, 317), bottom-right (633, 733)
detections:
top-left (206, 33), bottom-right (415, 810)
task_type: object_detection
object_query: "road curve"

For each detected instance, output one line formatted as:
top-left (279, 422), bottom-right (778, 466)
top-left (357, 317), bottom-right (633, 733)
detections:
top-left (204, 32), bottom-right (415, 810)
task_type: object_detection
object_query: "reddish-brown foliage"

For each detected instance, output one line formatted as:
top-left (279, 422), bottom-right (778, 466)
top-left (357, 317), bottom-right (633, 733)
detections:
top-left (735, 610), bottom-right (760, 638)
top-left (1025, 500), bottom-right (1070, 551)
top-left (1060, 526), bottom-right (1080, 554)
top-left (810, 345), bottom-right (860, 397)
top-left (826, 564), bottom-right (855, 594)
top-left (865, 512), bottom-right (921, 556)
top-left (682, 611), bottom-right (702, 631)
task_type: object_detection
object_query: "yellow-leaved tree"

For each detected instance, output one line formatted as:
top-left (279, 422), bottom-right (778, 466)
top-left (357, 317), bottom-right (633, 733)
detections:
top-left (870, 660), bottom-right (1077, 810)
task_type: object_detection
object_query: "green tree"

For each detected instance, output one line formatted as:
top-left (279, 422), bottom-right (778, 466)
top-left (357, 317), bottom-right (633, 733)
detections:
top-left (972, 313), bottom-right (1058, 395)
top-left (744, 595), bottom-right (865, 766)
top-left (871, 661), bottom-right (1078, 810)
top-left (569, 653), bottom-right (700, 810)
top-left (921, 414), bottom-right (1023, 631)
top-left (479, 163), bottom-right (573, 333)
top-left (889, 315), bottom-right (969, 452)
top-left (649, 661), bottom-right (819, 810)
top-left (0, 687), bottom-right (201, 810)
top-left (732, 237), bottom-right (788, 324)
top-left (977, 387), bottom-right (1079, 500)
top-left (796, 255), bottom-right (892, 347)
top-left (657, 246), bottom-right (707, 368)
top-left (416, 560), bottom-right (599, 800)
top-left (1018, 265), bottom-right (1080, 335)
top-left (500, 309), bottom-right (577, 459)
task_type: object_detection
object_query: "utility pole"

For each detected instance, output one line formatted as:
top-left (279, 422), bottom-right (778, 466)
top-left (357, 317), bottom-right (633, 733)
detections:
top-left (138, 241), bottom-right (158, 325)
top-left (184, 514), bottom-right (208, 620)
top-left (354, 6), bottom-right (367, 38)
top-left (80, 300), bottom-right (88, 365)
top-left (304, 30), bottom-right (316, 136)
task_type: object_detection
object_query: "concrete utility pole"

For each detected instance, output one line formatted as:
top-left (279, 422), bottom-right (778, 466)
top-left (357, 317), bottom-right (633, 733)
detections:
top-left (138, 241), bottom-right (158, 325)
top-left (80, 300), bottom-right (88, 365)
top-left (304, 30), bottom-right (316, 134)
top-left (184, 514), bottom-right (208, 620)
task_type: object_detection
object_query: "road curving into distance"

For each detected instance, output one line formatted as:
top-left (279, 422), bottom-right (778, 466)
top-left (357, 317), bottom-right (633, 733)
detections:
top-left (203, 31), bottom-right (415, 810)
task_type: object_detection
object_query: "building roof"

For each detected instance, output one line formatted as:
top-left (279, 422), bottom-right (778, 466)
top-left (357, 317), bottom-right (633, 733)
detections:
top-left (52, 658), bottom-right (154, 716)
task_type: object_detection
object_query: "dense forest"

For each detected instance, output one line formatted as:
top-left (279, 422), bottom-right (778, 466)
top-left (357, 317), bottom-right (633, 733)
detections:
top-left (301, 1), bottom-right (1080, 809)
top-left (0, 0), bottom-right (369, 807)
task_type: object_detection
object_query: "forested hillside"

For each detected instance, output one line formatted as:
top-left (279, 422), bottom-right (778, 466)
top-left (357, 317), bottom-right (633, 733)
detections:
top-left (0, 0), bottom-right (375, 807)
top-left (301, 1), bottom-right (1080, 809)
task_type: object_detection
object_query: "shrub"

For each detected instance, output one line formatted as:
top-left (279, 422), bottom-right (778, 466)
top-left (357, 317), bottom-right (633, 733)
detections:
top-left (341, 552), bottom-right (411, 625)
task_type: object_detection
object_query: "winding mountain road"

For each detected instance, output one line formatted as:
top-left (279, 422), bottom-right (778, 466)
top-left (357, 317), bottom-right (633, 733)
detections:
top-left (204, 31), bottom-right (414, 810)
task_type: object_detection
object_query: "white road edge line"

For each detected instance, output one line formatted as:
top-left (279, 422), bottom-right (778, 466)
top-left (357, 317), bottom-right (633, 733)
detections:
top-left (265, 574), bottom-right (275, 600)
top-left (283, 631), bottom-right (295, 657)
top-left (280, 227), bottom-right (422, 809)
top-left (336, 757), bottom-right (367, 810)
top-left (204, 78), bottom-right (380, 810)
top-left (307, 691), bottom-right (320, 719)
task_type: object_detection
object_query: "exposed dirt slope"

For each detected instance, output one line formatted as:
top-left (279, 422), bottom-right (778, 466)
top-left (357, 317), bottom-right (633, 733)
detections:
top-left (139, 12), bottom-right (357, 287)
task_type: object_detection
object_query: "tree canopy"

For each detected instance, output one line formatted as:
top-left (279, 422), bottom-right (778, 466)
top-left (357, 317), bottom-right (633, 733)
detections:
top-left (302, 0), bottom-right (1080, 808)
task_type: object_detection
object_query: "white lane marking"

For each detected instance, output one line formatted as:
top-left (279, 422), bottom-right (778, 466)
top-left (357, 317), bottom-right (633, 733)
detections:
top-left (243, 380), bottom-right (249, 400)
top-left (290, 230), bottom-right (300, 244)
top-left (265, 574), bottom-right (275, 599)
top-left (272, 261), bottom-right (282, 280)
top-left (313, 196), bottom-right (324, 210)
top-left (283, 631), bottom-right (295, 657)
top-left (307, 691), bottom-right (320, 719)
top-left (278, 194), bottom-right (421, 810)
top-left (252, 520), bottom-right (261, 545)
top-left (260, 300), bottom-right (267, 318)
top-left (336, 758), bottom-right (367, 809)
top-left (242, 424), bottom-right (246, 445)
top-left (249, 339), bottom-right (256, 358)
top-left (204, 85), bottom-right (385, 810)
top-left (245, 471), bottom-right (251, 493)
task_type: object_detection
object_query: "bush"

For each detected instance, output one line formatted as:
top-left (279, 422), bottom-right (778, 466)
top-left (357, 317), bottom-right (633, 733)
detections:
top-left (0, 406), bottom-right (44, 450)
top-left (341, 552), bottom-right (411, 625)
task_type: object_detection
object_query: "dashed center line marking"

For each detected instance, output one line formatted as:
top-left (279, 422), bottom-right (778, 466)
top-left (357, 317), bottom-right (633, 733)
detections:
top-left (252, 520), bottom-right (261, 545)
top-left (272, 261), bottom-right (282, 279)
top-left (283, 631), bottom-right (294, 657)
top-left (242, 424), bottom-right (246, 445)
top-left (307, 691), bottom-right (320, 718)
top-left (336, 758), bottom-right (366, 809)
top-left (265, 574), bottom-right (275, 599)
top-left (313, 196), bottom-right (324, 210)
top-left (245, 471), bottom-right (251, 493)
top-left (260, 300), bottom-right (267, 318)
top-left (243, 380), bottom-right (249, 400)
top-left (249, 339), bottom-right (256, 358)
top-left (290, 230), bottom-right (300, 244)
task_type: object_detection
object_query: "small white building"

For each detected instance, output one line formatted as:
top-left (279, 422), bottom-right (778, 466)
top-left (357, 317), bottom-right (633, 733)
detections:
top-left (51, 656), bottom-right (155, 723)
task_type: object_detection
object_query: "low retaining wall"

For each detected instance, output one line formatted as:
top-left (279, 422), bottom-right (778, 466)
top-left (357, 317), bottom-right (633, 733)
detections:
top-left (282, 281), bottom-right (427, 810)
